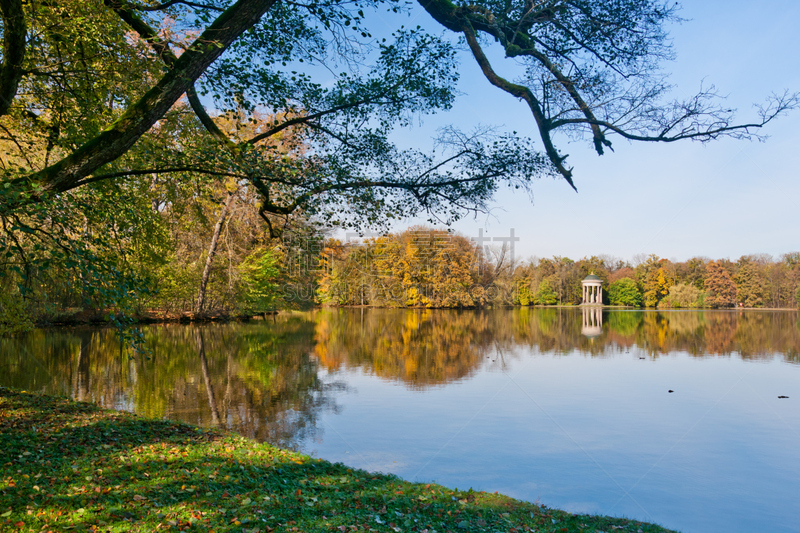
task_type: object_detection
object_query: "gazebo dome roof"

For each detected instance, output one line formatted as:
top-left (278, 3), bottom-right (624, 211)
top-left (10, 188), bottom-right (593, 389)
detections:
top-left (583, 274), bottom-right (602, 282)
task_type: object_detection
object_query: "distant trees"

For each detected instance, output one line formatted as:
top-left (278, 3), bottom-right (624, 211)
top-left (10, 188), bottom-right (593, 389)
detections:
top-left (535, 279), bottom-right (558, 306)
top-left (317, 227), bottom-right (491, 308)
top-left (734, 259), bottom-right (769, 308)
top-left (509, 251), bottom-right (800, 310)
top-left (660, 283), bottom-right (703, 309)
top-left (704, 261), bottom-right (737, 309)
top-left (313, 243), bottom-right (800, 310)
top-left (608, 278), bottom-right (642, 307)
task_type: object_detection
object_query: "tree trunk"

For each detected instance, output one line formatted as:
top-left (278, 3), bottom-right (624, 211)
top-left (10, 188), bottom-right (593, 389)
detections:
top-left (0, 0), bottom-right (27, 117)
top-left (195, 193), bottom-right (234, 314)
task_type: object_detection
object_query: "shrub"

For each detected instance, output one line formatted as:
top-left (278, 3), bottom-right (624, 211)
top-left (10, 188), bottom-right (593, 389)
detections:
top-left (660, 283), bottom-right (702, 308)
top-left (0, 290), bottom-right (34, 336)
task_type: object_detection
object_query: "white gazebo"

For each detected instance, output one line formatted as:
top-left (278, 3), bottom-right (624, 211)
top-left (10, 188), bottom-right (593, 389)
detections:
top-left (581, 274), bottom-right (603, 305)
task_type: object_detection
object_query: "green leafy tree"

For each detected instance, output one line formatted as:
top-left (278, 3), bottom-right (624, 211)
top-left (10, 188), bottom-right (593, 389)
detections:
top-left (517, 281), bottom-right (531, 306)
top-left (0, 289), bottom-right (34, 336)
top-left (608, 278), bottom-right (642, 307)
top-left (535, 278), bottom-right (558, 306)
top-left (239, 248), bottom-right (280, 314)
top-left (660, 283), bottom-right (702, 309)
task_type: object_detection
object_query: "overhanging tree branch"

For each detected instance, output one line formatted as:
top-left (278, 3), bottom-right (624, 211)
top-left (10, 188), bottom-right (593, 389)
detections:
top-left (9, 0), bottom-right (277, 205)
top-left (460, 22), bottom-right (576, 190)
top-left (416, 0), bottom-right (798, 191)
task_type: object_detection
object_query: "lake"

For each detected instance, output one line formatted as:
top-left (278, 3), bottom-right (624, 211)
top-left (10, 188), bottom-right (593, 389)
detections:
top-left (1, 308), bottom-right (799, 532)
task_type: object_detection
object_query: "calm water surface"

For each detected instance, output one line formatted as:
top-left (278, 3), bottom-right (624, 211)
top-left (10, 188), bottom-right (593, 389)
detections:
top-left (1, 308), bottom-right (799, 533)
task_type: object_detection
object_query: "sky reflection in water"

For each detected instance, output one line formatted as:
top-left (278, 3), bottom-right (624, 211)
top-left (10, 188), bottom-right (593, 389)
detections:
top-left (1, 308), bottom-right (799, 533)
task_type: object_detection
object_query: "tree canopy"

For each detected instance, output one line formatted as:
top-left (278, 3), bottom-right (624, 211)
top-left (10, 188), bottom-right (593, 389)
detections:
top-left (1, 0), bottom-right (796, 214)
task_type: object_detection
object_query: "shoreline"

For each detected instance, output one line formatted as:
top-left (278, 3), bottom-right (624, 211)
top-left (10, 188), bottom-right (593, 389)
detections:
top-left (32, 305), bottom-right (799, 329)
top-left (0, 387), bottom-right (676, 533)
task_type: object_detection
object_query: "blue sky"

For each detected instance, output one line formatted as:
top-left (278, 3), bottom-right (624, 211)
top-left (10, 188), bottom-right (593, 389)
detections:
top-left (361, 0), bottom-right (800, 264)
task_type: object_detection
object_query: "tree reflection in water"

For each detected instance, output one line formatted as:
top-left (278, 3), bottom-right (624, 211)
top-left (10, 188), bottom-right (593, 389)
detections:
top-left (0, 317), bottom-right (342, 450)
top-left (0, 309), bottom-right (797, 448)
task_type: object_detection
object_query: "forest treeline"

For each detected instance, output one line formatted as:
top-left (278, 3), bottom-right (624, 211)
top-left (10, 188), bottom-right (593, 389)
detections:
top-left (317, 227), bottom-right (800, 310)
top-left (3, 218), bottom-right (800, 336)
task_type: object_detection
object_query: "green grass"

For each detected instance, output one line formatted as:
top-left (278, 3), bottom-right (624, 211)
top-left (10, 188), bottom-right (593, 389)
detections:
top-left (0, 387), bottom-right (676, 532)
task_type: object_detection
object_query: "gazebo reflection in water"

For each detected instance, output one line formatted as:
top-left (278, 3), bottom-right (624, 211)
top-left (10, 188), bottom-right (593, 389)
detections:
top-left (581, 306), bottom-right (603, 338)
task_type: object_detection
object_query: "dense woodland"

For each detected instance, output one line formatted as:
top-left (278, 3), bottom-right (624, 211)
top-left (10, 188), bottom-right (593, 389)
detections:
top-left (2, 209), bottom-right (799, 337)
top-left (1, 1), bottom-right (798, 335)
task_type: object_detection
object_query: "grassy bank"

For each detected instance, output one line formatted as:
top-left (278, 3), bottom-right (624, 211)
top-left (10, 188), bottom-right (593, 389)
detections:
top-left (0, 387), bottom-right (675, 532)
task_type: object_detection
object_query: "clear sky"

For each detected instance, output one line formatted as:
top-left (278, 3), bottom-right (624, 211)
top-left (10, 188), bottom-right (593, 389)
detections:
top-left (356, 0), bottom-right (800, 264)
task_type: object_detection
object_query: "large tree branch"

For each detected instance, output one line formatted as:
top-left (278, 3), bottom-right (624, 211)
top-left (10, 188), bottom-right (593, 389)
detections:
top-left (122, 0), bottom-right (225, 11)
top-left (0, 0), bottom-right (26, 116)
top-left (459, 24), bottom-right (576, 190)
top-left (434, 1), bottom-right (612, 157)
top-left (261, 169), bottom-right (511, 216)
top-left (417, 0), bottom-right (575, 190)
top-left (548, 91), bottom-right (800, 142)
top-left (9, 0), bottom-right (276, 205)
top-left (105, 0), bottom-right (237, 148)
top-left (74, 167), bottom-right (249, 187)
top-left (507, 42), bottom-right (612, 156)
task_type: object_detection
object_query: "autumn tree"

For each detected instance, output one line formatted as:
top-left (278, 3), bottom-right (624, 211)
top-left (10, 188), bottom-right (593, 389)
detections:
top-left (734, 257), bottom-right (770, 308)
top-left (609, 267), bottom-right (636, 284)
top-left (642, 263), bottom-right (673, 308)
top-left (317, 227), bottom-right (489, 308)
top-left (681, 257), bottom-right (709, 290)
top-left (704, 261), bottom-right (737, 309)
